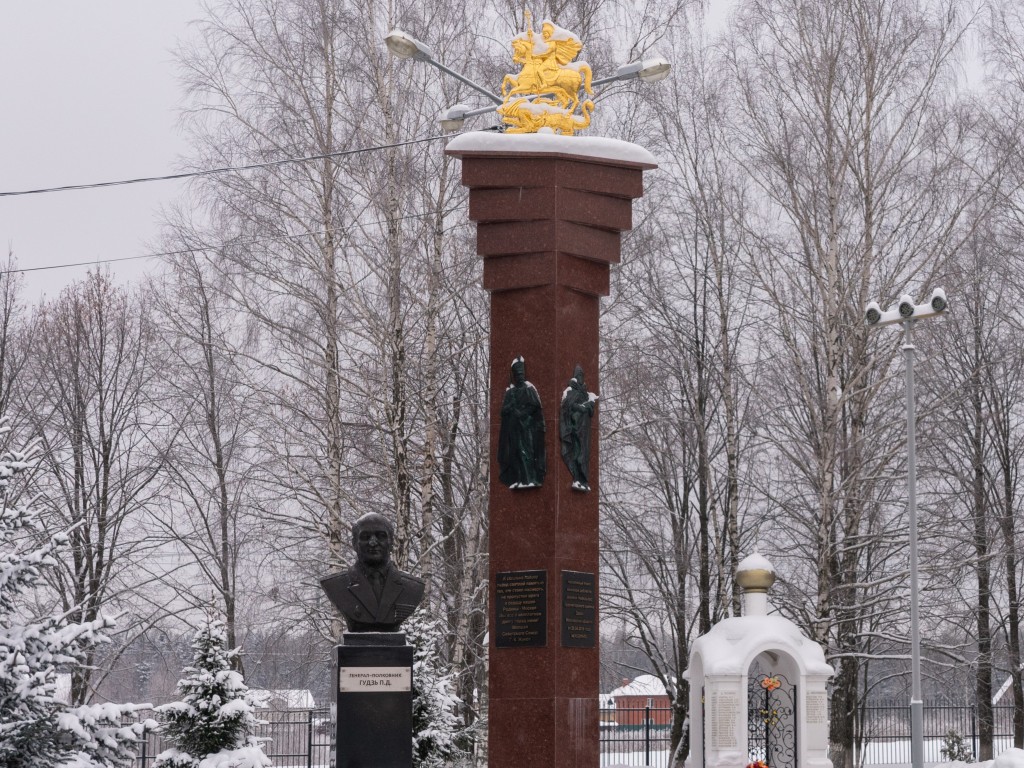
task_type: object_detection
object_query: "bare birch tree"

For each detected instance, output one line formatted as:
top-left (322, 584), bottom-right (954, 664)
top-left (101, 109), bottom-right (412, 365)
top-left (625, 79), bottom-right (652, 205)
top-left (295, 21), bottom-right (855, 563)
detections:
top-left (972, 2), bottom-right (1024, 739)
top-left (725, 1), bottom-right (975, 764)
top-left (0, 253), bottom-right (31, 455)
top-left (174, 0), bottom-right (494, 746)
top-left (146, 247), bottom-right (264, 672)
top-left (923, 218), bottom-right (1006, 759)
top-left (601, 17), bottom-right (757, 761)
top-left (18, 272), bottom-right (167, 704)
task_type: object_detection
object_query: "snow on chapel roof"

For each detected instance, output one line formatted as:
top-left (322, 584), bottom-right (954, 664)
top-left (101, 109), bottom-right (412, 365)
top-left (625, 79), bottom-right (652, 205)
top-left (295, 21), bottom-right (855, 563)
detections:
top-left (686, 553), bottom-right (833, 679)
top-left (691, 614), bottom-right (833, 678)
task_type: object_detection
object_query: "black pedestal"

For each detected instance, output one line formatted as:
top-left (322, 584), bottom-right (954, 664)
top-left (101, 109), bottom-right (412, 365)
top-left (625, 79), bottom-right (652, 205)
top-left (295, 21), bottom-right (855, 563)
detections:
top-left (335, 632), bottom-right (414, 768)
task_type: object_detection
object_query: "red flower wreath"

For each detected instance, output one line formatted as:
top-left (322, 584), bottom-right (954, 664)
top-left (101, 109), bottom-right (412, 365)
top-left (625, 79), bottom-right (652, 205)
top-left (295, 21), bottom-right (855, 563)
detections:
top-left (761, 676), bottom-right (781, 692)
top-left (746, 760), bottom-right (769, 768)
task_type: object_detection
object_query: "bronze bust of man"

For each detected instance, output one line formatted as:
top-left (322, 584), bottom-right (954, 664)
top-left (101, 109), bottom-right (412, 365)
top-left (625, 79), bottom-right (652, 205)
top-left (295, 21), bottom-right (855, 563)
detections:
top-left (320, 512), bottom-right (425, 632)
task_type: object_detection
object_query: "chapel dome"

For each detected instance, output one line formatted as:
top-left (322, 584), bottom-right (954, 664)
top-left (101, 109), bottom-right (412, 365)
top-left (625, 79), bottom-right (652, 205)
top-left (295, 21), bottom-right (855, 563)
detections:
top-left (736, 552), bottom-right (776, 593)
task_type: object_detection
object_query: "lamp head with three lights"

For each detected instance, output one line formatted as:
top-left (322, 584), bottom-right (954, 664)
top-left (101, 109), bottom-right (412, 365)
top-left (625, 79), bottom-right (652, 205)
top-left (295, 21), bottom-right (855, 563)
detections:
top-left (865, 288), bottom-right (948, 328)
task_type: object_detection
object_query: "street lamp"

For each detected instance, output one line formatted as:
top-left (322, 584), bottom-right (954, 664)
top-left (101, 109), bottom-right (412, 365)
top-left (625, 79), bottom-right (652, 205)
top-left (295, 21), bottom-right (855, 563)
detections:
top-left (382, 29), bottom-right (432, 60)
top-left (591, 56), bottom-right (672, 86)
top-left (440, 103), bottom-right (500, 133)
top-left (865, 286), bottom-right (948, 768)
top-left (384, 29), bottom-right (502, 105)
top-left (384, 29), bottom-right (671, 131)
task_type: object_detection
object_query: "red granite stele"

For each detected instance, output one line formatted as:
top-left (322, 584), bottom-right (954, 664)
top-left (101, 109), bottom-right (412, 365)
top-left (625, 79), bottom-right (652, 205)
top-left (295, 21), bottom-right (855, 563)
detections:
top-left (446, 135), bottom-right (656, 768)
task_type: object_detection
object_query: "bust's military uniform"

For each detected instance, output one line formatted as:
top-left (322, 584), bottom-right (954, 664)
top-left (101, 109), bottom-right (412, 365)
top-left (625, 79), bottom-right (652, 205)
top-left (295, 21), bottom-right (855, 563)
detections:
top-left (320, 562), bottom-right (425, 632)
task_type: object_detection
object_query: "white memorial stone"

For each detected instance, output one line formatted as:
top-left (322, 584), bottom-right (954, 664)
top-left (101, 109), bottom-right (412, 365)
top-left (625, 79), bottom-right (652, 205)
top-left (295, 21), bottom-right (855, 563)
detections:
top-left (711, 691), bottom-right (739, 748)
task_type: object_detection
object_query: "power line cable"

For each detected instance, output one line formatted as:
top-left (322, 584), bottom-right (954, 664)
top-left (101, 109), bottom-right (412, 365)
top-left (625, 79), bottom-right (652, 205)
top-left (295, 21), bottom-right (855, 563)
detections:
top-left (0, 206), bottom-right (470, 276)
top-left (0, 123), bottom-right (497, 275)
top-left (0, 132), bottom-right (460, 198)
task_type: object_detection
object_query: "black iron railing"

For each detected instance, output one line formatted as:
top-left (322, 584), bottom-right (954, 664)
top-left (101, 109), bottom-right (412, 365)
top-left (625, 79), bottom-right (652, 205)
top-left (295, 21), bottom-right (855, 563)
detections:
top-left (131, 708), bottom-right (333, 768)
top-left (600, 706), bottom-right (674, 766)
top-left (600, 702), bottom-right (1023, 768)
top-left (127, 701), bottom-right (1021, 768)
top-left (858, 701), bottom-right (1018, 765)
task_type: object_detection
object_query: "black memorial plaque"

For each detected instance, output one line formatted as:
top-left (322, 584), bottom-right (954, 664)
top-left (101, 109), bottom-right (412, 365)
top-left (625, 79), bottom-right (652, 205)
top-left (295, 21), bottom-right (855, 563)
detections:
top-left (561, 570), bottom-right (596, 648)
top-left (495, 570), bottom-right (547, 648)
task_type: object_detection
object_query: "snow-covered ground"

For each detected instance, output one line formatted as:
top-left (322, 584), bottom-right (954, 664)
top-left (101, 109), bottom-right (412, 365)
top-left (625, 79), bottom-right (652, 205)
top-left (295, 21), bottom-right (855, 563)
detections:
top-left (859, 738), bottom-right (1022, 766)
top-left (133, 748), bottom-right (1024, 768)
top-left (215, 742), bottom-right (1024, 768)
top-left (940, 747), bottom-right (1024, 768)
top-left (599, 746), bottom-right (1024, 768)
top-left (603, 749), bottom-right (671, 766)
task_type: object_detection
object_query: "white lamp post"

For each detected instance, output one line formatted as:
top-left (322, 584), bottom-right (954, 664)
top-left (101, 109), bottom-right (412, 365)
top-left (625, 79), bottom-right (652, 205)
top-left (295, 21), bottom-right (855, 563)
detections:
top-left (865, 287), bottom-right (948, 768)
top-left (384, 28), bottom-right (672, 131)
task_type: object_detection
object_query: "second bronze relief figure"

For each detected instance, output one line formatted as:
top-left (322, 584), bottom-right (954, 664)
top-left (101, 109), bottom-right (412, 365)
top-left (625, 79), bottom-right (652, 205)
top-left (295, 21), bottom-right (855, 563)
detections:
top-left (560, 364), bottom-right (597, 491)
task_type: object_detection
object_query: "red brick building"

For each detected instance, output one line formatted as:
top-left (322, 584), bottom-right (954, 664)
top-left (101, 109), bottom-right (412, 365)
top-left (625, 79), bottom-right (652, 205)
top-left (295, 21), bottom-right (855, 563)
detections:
top-left (607, 675), bottom-right (672, 727)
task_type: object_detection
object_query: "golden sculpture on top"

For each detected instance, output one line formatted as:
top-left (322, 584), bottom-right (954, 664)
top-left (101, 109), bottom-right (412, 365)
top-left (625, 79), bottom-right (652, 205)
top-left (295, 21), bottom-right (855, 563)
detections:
top-left (498, 12), bottom-right (594, 136)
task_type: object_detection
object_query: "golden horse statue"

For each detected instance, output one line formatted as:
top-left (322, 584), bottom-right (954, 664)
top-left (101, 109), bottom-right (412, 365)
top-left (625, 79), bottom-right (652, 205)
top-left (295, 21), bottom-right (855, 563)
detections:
top-left (502, 36), bottom-right (593, 112)
top-left (499, 16), bottom-right (594, 134)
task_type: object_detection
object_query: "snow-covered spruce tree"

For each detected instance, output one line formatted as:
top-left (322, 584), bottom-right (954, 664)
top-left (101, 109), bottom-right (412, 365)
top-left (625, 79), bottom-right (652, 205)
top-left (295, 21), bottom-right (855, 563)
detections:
top-left (0, 438), bottom-right (153, 768)
top-left (406, 610), bottom-right (470, 768)
top-left (153, 616), bottom-right (269, 768)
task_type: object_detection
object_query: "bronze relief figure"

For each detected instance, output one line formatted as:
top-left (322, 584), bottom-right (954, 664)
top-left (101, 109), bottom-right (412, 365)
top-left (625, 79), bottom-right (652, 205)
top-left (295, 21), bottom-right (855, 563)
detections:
top-left (498, 356), bottom-right (546, 489)
top-left (560, 364), bottom-right (597, 491)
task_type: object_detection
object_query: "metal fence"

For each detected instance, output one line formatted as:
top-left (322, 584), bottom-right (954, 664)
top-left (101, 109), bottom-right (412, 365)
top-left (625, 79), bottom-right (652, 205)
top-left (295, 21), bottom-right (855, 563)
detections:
top-left (600, 706), bottom-right (674, 766)
top-left (130, 706), bottom-right (671, 768)
top-left (858, 701), bottom-right (1018, 765)
top-left (131, 708), bottom-right (333, 768)
top-left (598, 703), bottom-right (1024, 767)
top-left (128, 702), bottom-right (1020, 768)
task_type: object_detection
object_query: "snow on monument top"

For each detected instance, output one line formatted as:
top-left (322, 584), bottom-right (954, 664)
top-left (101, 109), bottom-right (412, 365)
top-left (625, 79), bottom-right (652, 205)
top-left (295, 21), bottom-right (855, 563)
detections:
top-left (446, 131), bottom-right (657, 168)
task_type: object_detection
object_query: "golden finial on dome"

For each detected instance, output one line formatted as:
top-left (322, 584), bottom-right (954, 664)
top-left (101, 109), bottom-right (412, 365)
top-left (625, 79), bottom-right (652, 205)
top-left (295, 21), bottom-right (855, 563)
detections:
top-left (736, 553), bottom-right (776, 594)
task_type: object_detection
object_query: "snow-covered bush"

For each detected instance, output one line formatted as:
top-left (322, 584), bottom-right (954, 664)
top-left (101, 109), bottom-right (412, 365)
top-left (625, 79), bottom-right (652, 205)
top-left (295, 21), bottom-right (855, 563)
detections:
top-left (406, 610), bottom-right (470, 768)
top-left (153, 615), bottom-right (269, 768)
top-left (940, 729), bottom-right (974, 762)
top-left (0, 437), bottom-right (153, 768)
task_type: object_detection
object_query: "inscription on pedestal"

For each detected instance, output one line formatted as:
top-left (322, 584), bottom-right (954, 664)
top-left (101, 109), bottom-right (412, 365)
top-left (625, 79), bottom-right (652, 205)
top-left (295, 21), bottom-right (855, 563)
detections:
top-left (495, 570), bottom-right (547, 648)
top-left (561, 570), bottom-right (596, 648)
top-left (339, 666), bottom-right (412, 692)
top-left (806, 691), bottom-right (826, 724)
top-left (710, 691), bottom-right (738, 748)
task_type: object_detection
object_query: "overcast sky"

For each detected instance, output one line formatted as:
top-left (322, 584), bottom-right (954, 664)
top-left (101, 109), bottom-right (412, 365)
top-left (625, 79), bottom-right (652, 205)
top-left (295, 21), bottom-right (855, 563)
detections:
top-left (0, 1), bottom-right (737, 305)
top-left (0, 2), bottom-right (204, 302)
